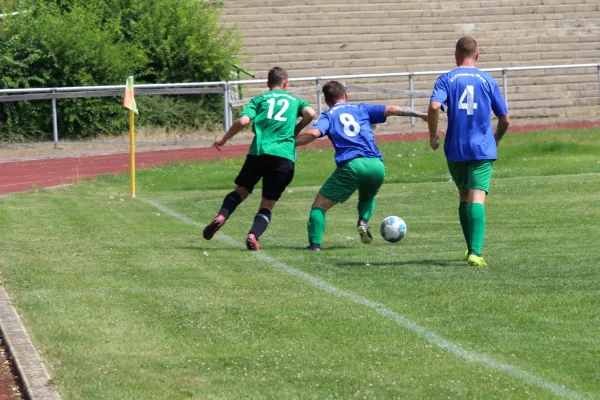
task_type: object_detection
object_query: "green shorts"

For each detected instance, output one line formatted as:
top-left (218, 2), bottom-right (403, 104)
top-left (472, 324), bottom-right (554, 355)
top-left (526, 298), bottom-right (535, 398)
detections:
top-left (447, 160), bottom-right (494, 193)
top-left (320, 157), bottom-right (385, 203)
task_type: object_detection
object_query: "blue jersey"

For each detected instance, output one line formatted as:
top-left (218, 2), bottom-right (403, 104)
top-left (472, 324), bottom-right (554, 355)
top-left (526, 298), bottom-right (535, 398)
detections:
top-left (312, 103), bottom-right (386, 166)
top-left (430, 67), bottom-right (508, 162)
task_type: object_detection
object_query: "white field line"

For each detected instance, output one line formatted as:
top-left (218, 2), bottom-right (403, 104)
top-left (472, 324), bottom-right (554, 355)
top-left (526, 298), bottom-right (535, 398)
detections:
top-left (143, 198), bottom-right (584, 400)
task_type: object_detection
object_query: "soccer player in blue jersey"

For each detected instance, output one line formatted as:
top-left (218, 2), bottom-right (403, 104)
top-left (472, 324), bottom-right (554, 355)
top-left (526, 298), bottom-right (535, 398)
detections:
top-left (428, 37), bottom-right (510, 266)
top-left (295, 81), bottom-right (427, 251)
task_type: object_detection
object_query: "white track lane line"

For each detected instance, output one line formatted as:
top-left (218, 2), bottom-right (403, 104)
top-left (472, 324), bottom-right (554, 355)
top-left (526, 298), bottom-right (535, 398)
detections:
top-left (143, 199), bottom-right (584, 400)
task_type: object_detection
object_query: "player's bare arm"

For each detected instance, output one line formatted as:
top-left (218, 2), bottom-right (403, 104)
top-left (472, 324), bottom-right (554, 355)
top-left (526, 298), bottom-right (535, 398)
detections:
top-left (294, 106), bottom-right (317, 137)
top-left (295, 128), bottom-right (321, 146)
top-left (494, 114), bottom-right (510, 146)
top-left (428, 101), bottom-right (442, 150)
top-left (214, 116), bottom-right (252, 149)
top-left (384, 105), bottom-right (428, 121)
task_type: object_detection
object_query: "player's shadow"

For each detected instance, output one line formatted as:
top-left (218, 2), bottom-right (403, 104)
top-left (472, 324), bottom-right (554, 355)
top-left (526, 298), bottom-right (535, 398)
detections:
top-left (265, 244), bottom-right (349, 251)
top-left (175, 245), bottom-right (349, 253)
top-left (175, 246), bottom-right (239, 254)
top-left (335, 259), bottom-right (460, 268)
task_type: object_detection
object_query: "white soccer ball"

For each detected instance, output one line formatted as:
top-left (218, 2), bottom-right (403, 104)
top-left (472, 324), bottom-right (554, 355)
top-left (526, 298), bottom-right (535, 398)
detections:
top-left (380, 216), bottom-right (407, 243)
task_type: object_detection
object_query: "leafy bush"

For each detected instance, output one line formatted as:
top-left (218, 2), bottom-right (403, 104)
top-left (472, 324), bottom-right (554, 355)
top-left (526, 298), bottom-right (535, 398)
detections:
top-left (0, 0), bottom-right (240, 141)
top-left (136, 95), bottom-right (224, 132)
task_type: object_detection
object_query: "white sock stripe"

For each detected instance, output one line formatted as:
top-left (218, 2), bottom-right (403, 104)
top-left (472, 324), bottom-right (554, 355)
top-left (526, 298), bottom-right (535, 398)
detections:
top-left (257, 213), bottom-right (270, 224)
top-left (142, 198), bottom-right (583, 400)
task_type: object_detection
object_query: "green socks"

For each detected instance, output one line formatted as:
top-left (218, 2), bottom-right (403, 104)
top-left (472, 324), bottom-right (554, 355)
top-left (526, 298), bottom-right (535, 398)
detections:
top-left (469, 203), bottom-right (486, 256)
top-left (358, 198), bottom-right (375, 221)
top-left (459, 202), bottom-right (471, 250)
top-left (308, 199), bottom-right (374, 246)
top-left (308, 207), bottom-right (326, 245)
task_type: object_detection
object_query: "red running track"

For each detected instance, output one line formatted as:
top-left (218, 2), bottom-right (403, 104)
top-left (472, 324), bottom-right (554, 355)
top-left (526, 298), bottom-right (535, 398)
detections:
top-left (1, 121), bottom-right (599, 195)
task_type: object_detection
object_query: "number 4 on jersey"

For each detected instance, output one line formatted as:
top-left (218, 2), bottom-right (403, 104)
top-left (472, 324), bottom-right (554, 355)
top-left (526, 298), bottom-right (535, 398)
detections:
top-left (459, 85), bottom-right (477, 115)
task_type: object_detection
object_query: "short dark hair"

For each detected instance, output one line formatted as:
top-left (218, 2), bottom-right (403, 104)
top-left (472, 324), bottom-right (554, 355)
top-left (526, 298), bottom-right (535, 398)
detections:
top-left (456, 37), bottom-right (478, 58)
top-left (322, 81), bottom-right (346, 103)
top-left (267, 67), bottom-right (288, 87)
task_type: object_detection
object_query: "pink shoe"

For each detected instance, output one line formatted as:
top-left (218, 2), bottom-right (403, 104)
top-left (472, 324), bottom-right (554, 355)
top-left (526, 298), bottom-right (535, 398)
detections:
top-left (245, 233), bottom-right (260, 251)
top-left (203, 215), bottom-right (226, 240)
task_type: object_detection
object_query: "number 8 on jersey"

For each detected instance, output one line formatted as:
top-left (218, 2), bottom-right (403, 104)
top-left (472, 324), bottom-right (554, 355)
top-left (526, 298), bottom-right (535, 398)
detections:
top-left (340, 113), bottom-right (361, 137)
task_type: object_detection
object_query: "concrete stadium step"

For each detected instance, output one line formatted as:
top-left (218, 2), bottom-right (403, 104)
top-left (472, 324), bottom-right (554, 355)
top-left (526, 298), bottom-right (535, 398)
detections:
top-left (224, 0), bottom-right (418, 7)
top-left (228, 10), bottom-right (600, 30)
top-left (224, 2), bottom-right (598, 17)
top-left (222, 0), bottom-right (598, 9)
top-left (240, 28), bottom-right (600, 48)
top-left (241, 32), bottom-right (600, 57)
top-left (511, 101), bottom-right (599, 112)
top-left (235, 23), bottom-right (455, 39)
top-left (239, 22), bottom-right (600, 47)
top-left (243, 56), bottom-right (498, 72)
top-left (498, 49), bottom-right (599, 62)
top-left (241, 59), bottom-right (599, 81)
top-left (225, 5), bottom-right (600, 23)
top-left (241, 53), bottom-right (598, 76)
top-left (225, 0), bottom-right (600, 14)
top-left (248, 42), bottom-right (600, 64)
top-left (508, 89), bottom-right (599, 103)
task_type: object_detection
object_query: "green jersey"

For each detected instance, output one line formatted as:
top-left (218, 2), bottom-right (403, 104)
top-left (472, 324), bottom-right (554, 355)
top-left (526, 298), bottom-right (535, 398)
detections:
top-left (240, 89), bottom-right (311, 163)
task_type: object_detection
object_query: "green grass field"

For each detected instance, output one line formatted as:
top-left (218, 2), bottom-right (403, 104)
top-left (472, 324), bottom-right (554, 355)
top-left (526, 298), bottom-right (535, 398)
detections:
top-left (1, 129), bottom-right (599, 399)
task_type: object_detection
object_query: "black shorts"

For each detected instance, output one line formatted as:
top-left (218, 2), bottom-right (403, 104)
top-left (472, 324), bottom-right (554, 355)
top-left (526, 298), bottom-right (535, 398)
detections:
top-left (235, 154), bottom-right (295, 200)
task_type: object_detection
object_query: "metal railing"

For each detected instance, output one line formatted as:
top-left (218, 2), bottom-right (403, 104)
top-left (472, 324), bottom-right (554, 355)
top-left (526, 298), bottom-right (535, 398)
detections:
top-left (0, 82), bottom-right (227, 149)
top-left (0, 62), bottom-right (598, 148)
top-left (226, 63), bottom-right (600, 131)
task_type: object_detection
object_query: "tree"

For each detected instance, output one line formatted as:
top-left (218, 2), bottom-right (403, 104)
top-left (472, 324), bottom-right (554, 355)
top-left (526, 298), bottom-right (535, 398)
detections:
top-left (0, 0), bottom-right (240, 140)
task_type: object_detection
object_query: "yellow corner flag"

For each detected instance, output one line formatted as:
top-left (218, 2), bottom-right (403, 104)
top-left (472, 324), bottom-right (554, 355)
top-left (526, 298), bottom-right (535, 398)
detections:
top-left (123, 76), bottom-right (138, 198)
top-left (123, 76), bottom-right (139, 115)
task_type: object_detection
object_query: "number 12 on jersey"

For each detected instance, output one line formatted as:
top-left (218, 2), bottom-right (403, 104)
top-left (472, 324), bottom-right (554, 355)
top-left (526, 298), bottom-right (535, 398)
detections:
top-left (459, 85), bottom-right (477, 115)
top-left (266, 98), bottom-right (289, 121)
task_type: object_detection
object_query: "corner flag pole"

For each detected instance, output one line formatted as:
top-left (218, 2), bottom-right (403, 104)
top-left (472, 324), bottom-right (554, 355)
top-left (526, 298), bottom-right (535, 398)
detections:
top-left (128, 109), bottom-right (136, 198)
top-left (123, 76), bottom-right (139, 198)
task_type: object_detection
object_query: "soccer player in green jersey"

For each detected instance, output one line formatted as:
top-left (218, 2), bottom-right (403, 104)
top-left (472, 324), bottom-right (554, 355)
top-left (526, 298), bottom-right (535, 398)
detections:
top-left (295, 81), bottom-right (427, 250)
top-left (203, 67), bottom-right (316, 250)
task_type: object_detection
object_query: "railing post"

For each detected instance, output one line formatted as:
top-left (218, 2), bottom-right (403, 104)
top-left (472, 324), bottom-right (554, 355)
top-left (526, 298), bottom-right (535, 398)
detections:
top-left (228, 82), bottom-right (233, 130)
top-left (409, 73), bottom-right (415, 128)
top-left (222, 82), bottom-right (229, 132)
top-left (51, 90), bottom-right (58, 149)
top-left (502, 69), bottom-right (508, 107)
top-left (225, 82), bottom-right (232, 132)
top-left (597, 65), bottom-right (600, 105)
top-left (316, 77), bottom-right (322, 115)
